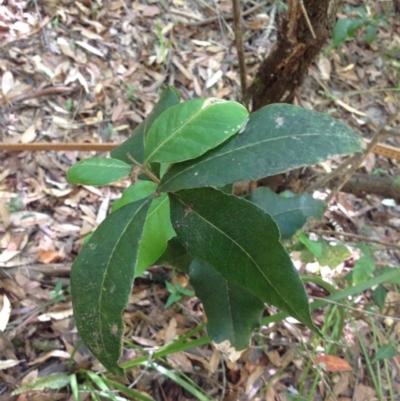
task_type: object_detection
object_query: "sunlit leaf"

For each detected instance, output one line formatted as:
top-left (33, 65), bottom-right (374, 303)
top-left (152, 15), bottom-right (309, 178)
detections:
top-left (159, 104), bottom-right (364, 192)
top-left (67, 158), bottom-right (131, 186)
top-left (111, 184), bottom-right (175, 277)
top-left (136, 193), bottom-right (175, 277)
top-left (111, 86), bottom-right (180, 165)
top-left (112, 181), bottom-right (158, 212)
top-left (145, 98), bottom-right (248, 164)
top-left (299, 233), bottom-right (351, 268)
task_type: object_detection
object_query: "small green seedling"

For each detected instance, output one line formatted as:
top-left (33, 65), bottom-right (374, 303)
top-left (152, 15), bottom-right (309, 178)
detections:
top-left (165, 281), bottom-right (195, 309)
top-left (67, 86), bottom-right (365, 377)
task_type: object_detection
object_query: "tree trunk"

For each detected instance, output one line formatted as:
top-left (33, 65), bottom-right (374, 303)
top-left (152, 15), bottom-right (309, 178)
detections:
top-left (248, 0), bottom-right (341, 111)
top-left (395, 0), bottom-right (400, 13)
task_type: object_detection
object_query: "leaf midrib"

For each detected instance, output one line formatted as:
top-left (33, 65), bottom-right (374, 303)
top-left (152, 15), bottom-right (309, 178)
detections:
top-left (177, 196), bottom-right (298, 318)
top-left (160, 132), bottom-right (345, 189)
top-left (97, 200), bottom-right (149, 361)
top-left (145, 103), bottom-right (206, 163)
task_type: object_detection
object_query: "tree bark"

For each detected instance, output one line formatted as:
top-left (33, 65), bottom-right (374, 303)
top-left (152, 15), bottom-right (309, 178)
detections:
top-left (248, 0), bottom-right (341, 111)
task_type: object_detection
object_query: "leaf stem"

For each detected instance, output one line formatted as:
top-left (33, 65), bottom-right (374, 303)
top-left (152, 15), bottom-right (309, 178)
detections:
top-left (126, 153), bottom-right (161, 184)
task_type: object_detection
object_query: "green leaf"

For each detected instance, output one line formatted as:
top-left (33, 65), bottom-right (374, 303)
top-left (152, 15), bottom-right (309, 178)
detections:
top-left (169, 188), bottom-right (318, 334)
top-left (353, 252), bottom-right (376, 285)
top-left (364, 24), bottom-right (377, 44)
top-left (372, 344), bottom-right (398, 363)
top-left (159, 104), bottom-right (365, 192)
top-left (156, 237), bottom-right (193, 274)
top-left (375, 266), bottom-right (400, 284)
top-left (299, 234), bottom-right (351, 268)
top-left (190, 259), bottom-right (264, 350)
top-left (347, 18), bottom-right (365, 38)
top-left (373, 285), bottom-right (387, 310)
top-left (71, 197), bottom-right (152, 377)
top-left (145, 98), bottom-right (248, 164)
top-left (111, 86), bottom-right (180, 165)
top-left (136, 193), bottom-right (176, 277)
top-left (112, 184), bottom-right (176, 276)
top-left (247, 188), bottom-right (326, 239)
top-left (12, 374), bottom-right (71, 395)
top-left (112, 181), bottom-right (158, 212)
top-left (332, 18), bottom-right (354, 46)
top-left (67, 158), bottom-right (131, 186)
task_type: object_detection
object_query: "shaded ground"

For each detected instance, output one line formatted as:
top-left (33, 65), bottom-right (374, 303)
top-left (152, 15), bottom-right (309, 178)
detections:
top-left (0, 0), bottom-right (400, 400)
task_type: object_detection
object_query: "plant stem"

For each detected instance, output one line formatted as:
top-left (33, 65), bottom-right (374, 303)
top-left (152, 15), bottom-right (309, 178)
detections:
top-left (126, 153), bottom-right (161, 184)
top-left (232, 0), bottom-right (247, 101)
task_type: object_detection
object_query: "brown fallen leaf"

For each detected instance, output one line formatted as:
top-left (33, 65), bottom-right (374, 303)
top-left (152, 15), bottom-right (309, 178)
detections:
top-left (314, 354), bottom-right (352, 372)
top-left (38, 249), bottom-right (63, 264)
top-left (27, 350), bottom-right (70, 366)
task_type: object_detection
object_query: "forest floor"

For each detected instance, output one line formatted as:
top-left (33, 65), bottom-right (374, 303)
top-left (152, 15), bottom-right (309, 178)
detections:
top-left (0, 0), bottom-right (400, 400)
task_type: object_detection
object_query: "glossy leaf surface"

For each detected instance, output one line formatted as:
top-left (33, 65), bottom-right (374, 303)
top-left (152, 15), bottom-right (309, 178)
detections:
top-left (111, 86), bottom-right (180, 165)
top-left (145, 98), bottom-right (248, 164)
top-left (136, 193), bottom-right (175, 276)
top-left (112, 183), bottom-right (175, 276)
top-left (71, 197), bottom-right (151, 377)
top-left (190, 259), bottom-right (264, 350)
top-left (169, 188), bottom-right (318, 334)
top-left (111, 181), bottom-right (158, 212)
top-left (247, 188), bottom-right (326, 239)
top-left (67, 158), bottom-right (130, 186)
top-left (159, 104), bottom-right (365, 192)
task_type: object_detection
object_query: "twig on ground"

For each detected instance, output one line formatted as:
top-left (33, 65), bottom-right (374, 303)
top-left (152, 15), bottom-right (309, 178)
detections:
top-left (119, 0), bottom-right (134, 18)
top-left (3, 86), bottom-right (79, 105)
top-left (181, 1), bottom-right (268, 26)
top-left (264, 2), bottom-right (276, 39)
top-left (33, 0), bottom-right (49, 48)
top-left (311, 229), bottom-right (400, 251)
top-left (312, 297), bottom-right (400, 322)
top-left (324, 122), bottom-right (394, 203)
top-left (232, 0), bottom-right (247, 100)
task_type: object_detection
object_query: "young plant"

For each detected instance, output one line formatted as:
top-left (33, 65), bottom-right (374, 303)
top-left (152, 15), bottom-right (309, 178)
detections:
top-left (67, 86), bottom-right (365, 377)
top-left (328, 5), bottom-right (389, 50)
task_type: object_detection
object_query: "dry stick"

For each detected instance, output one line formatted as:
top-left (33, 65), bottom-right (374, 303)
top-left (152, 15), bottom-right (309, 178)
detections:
top-left (182, 1), bottom-right (268, 27)
top-left (311, 229), bottom-right (400, 251)
top-left (298, 0), bottom-right (316, 39)
top-left (325, 123), bottom-right (394, 203)
top-left (33, 0), bottom-right (49, 48)
top-left (264, 2), bottom-right (277, 39)
top-left (307, 126), bottom-right (400, 192)
top-left (3, 86), bottom-right (79, 104)
top-left (119, 0), bottom-right (134, 18)
top-left (0, 143), bottom-right (117, 152)
top-left (312, 296), bottom-right (400, 322)
top-left (125, 153), bottom-right (160, 184)
top-left (231, 0), bottom-right (247, 100)
top-left (307, 151), bottom-right (360, 192)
